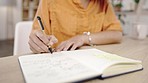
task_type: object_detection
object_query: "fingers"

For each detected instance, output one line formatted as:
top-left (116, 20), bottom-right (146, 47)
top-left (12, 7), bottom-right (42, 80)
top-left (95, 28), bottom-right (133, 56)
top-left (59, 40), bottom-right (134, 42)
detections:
top-left (70, 43), bottom-right (78, 51)
top-left (47, 35), bottom-right (58, 46)
top-left (30, 31), bottom-right (48, 51)
top-left (56, 42), bottom-right (66, 52)
top-left (63, 42), bottom-right (74, 51)
top-left (29, 30), bottom-right (58, 54)
top-left (29, 30), bottom-right (50, 53)
top-left (36, 31), bottom-right (50, 45)
top-left (29, 35), bottom-right (48, 53)
top-left (29, 44), bottom-right (39, 54)
top-left (56, 41), bottom-right (78, 52)
top-left (56, 35), bottom-right (85, 52)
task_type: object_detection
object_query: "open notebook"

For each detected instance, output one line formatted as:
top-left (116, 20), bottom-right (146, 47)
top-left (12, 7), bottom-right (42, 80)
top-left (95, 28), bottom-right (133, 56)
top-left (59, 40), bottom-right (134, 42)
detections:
top-left (18, 49), bottom-right (143, 83)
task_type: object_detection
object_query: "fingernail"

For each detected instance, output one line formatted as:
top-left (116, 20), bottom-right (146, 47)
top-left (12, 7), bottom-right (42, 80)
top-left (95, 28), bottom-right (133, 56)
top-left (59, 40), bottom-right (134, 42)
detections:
top-left (47, 42), bottom-right (53, 47)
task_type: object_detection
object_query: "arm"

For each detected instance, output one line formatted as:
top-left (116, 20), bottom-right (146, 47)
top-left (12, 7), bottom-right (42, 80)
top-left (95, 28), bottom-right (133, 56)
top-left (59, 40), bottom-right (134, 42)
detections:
top-left (90, 1), bottom-right (123, 45)
top-left (29, 0), bottom-right (57, 53)
top-left (56, 31), bottom-right (122, 51)
top-left (84, 31), bottom-right (122, 45)
top-left (56, 2), bottom-right (123, 51)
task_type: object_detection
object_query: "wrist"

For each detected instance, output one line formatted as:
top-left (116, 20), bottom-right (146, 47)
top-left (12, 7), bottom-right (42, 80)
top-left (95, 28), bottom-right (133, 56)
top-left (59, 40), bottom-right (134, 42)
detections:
top-left (83, 32), bottom-right (93, 46)
top-left (80, 34), bottom-right (89, 45)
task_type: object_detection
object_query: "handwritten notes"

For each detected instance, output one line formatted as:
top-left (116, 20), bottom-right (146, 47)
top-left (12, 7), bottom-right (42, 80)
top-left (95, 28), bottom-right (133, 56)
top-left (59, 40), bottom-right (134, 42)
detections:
top-left (19, 53), bottom-right (93, 83)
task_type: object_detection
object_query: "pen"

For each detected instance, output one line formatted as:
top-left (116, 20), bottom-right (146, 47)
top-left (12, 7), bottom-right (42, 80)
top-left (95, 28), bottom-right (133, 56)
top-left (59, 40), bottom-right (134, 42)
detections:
top-left (37, 16), bottom-right (53, 54)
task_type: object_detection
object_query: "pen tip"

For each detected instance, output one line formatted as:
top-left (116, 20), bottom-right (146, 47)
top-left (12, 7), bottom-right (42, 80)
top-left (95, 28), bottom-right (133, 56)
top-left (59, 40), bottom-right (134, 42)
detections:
top-left (48, 48), bottom-right (53, 54)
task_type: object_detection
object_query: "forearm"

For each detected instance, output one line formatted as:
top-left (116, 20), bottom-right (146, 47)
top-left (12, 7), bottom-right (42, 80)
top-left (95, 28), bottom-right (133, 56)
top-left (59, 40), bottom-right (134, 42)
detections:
top-left (56, 31), bottom-right (122, 51)
top-left (83, 31), bottom-right (123, 45)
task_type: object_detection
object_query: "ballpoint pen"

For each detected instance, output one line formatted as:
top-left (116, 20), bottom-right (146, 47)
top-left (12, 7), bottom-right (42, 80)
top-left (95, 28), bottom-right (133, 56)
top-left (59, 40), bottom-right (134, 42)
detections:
top-left (37, 16), bottom-right (53, 53)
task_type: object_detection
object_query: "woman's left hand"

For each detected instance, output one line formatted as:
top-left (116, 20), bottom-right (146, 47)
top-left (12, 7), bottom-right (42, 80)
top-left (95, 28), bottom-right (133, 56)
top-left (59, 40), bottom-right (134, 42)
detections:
top-left (56, 35), bottom-right (87, 51)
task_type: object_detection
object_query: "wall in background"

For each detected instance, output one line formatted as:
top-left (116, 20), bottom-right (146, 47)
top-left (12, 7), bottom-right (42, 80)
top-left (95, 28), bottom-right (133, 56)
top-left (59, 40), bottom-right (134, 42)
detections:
top-left (0, 7), bottom-right (7, 40)
top-left (0, 0), bottom-right (21, 40)
top-left (122, 0), bottom-right (135, 11)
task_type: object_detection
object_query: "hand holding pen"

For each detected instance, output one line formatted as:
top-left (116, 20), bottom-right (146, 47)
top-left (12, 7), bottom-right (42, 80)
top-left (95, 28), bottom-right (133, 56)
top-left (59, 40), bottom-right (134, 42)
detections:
top-left (37, 16), bottom-right (53, 53)
top-left (28, 16), bottom-right (58, 54)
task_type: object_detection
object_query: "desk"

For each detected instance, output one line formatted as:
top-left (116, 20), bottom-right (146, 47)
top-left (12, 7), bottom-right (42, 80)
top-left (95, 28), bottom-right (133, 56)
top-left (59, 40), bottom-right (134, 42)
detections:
top-left (0, 36), bottom-right (148, 83)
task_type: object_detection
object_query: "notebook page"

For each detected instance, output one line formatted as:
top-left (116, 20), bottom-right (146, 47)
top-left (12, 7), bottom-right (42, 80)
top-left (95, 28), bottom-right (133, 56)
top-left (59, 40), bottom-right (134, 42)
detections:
top-left (19, 52), bottom-right (99, 83)
top-left (64, 49), bottom-right (141, 72)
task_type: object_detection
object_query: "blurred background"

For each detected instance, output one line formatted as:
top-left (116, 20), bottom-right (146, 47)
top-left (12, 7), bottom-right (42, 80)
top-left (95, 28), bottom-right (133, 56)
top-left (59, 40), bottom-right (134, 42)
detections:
top-left (0, 0), bottom-right (148, 57)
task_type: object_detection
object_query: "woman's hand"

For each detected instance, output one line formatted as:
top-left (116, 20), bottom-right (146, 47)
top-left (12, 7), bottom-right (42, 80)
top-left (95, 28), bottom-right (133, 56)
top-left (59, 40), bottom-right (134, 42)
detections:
top-left (56, 35), bottom-right (87, 51)
top-left (28, 30), bottom-right (58, 53)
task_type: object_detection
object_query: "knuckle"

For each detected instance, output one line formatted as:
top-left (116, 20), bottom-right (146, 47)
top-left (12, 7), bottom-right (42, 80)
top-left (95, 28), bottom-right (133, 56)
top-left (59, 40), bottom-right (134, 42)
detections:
top-left (39, 34), bottom-right (44, 39)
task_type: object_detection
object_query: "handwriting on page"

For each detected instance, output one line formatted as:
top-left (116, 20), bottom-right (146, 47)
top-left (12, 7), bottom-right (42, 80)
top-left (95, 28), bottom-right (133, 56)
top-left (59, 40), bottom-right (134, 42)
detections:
top-left (20, 53), bottom-right (92, 81)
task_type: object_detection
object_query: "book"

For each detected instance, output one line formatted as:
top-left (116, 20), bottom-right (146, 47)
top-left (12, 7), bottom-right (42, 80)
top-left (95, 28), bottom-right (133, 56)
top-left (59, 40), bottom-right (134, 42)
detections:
top-left (18, 49), bottom-right (143, 83)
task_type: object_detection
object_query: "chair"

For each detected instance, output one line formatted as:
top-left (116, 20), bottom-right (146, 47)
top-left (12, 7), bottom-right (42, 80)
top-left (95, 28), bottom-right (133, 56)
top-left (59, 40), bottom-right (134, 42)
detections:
top-left (13, 21), bottom-right (33, 55)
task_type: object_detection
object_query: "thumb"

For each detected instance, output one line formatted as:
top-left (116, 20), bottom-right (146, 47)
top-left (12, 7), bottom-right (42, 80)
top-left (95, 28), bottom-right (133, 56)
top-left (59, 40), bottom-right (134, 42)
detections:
top-left (47, 35), bottom-right (58, 46)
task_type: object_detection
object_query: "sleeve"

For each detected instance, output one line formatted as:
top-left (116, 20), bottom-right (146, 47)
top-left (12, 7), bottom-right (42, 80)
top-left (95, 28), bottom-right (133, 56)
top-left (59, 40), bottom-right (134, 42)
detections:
top-left (102, 2), bottom-right (122, 32)
top-left (32, 0), bottom-right (51, 35)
